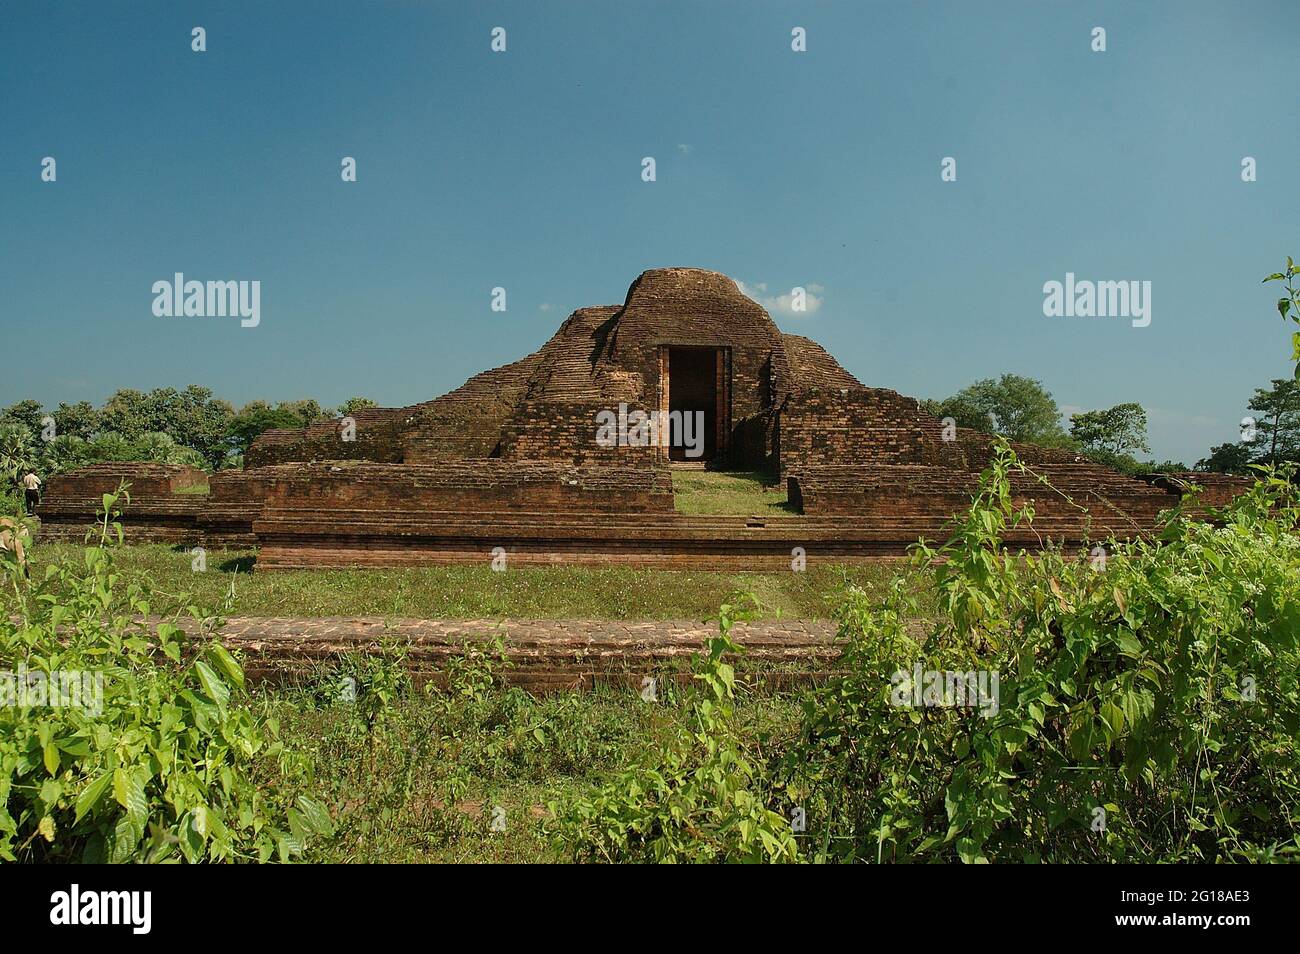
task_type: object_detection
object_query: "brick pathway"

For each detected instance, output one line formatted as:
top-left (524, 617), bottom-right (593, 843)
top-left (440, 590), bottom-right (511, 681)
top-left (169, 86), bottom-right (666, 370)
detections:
top-left (217, 616), bottom-right (842, 692)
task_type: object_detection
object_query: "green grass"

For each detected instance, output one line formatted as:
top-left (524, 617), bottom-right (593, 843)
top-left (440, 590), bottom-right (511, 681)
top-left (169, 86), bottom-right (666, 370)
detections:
top-left (671, 468), bottom-right (793, 515)
top-left (261, 677), bottom-right (805, 863)
top-left (28, 542), bottom-right (914, 620)
top-left (174, 484), bottom-right (210, 494)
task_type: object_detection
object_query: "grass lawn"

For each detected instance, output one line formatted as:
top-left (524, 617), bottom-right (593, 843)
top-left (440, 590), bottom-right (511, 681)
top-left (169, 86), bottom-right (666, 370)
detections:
top-left (671, 468), bottom-right (793, 515)
top-left (28, 541), bottom-right (911, 620)
top-left (26, 470), bottom-right (910, 622)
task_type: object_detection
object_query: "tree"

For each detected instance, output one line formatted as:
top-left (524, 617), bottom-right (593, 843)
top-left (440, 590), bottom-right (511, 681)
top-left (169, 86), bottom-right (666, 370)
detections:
top-left (226, 405), bottom-right (305, 456)
top-left (922, 395), bottom-right (994, 433)
top-left (84, 433), bottom-right (133, 462)
top-left (1194, 260), bottom-right (1300, 473)
top-left (942, 375), bottom-right (1070, 445)
top-left (337, 396), bottom-right (377, 417)
top-left (1070, 403), bottom-right (1150, 457)
top-left (166, 386), bottom-right (234, 468)
top-left (1197, 378), bottom-right (1300, 474)
top-left (38, 434), bottom-right (91, 475)
top-left (53, 401), bottom-right (100, 440)
top-left (98, 389), bottom-right (152, 440)
top-left (277, 399), bottom-right (328, 426)
top-left (1244, 378), bottom-right (1300, 466)
top-left (1, 400), bottom-right (45, 436)
top-left (0, 421), bottom-right (35, 485)
top-left (1197, 442), bottom-right (1253, 475)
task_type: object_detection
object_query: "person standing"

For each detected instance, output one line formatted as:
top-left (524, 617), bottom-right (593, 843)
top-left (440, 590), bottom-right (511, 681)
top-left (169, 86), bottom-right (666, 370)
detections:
top-left (21, 470), bottom-right (41, 515)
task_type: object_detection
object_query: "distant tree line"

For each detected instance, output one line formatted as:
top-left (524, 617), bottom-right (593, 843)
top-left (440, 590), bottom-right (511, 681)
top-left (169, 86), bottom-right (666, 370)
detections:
top-left (2, 370), bottom-right (1291, 493)
top-left (925, 373), bottom-right (1186, 475)
top-left (0, 389), bottom-right (377, 489)
top-left (925, 371), bottom-right (1298, 476)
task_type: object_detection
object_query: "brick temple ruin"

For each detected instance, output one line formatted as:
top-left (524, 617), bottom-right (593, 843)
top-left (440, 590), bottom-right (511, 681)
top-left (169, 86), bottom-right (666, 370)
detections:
top-left (37, 268), bottom-right (1248, 568)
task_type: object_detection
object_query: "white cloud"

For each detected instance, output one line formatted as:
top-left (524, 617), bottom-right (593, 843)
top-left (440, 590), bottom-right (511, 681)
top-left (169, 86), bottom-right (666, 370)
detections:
top-left (737, 279), bottom-right (823, 317)
top-left (539, 302), bottom-right (553, 312)
top-left (676, 143), bottom-right (694, 155)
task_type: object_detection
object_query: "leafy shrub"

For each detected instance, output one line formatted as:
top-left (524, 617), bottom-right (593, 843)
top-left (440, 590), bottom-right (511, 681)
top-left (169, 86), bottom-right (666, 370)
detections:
top-left (780, 446), bottom-right (1300, 862)
top-left (0, 489), bottom-right (21, 518)
top-left (552, 600), bottom-right (800, 863)
top-left (552, 446), bottom-right (1300, 863)
top-left (0, 492), bottom-right (328, 861)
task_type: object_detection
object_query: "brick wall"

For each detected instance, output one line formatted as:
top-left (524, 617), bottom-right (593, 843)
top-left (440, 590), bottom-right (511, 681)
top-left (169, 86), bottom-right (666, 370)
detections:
top-left (778, 387), bottom-right (935, 480)
top-left (253, 461), bottom-right (674, 514)
top-left (500, 401), bottom-right (667, 468)
top-left (43, 462), bottom-right (208, 498)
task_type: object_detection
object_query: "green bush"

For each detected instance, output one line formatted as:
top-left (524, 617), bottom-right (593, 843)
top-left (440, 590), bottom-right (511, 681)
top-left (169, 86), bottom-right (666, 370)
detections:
top-left (781, 446), bottom-right (1300, 862)
top-left (0, 491), bottom-right (328, 862)
top-left (554, 447), bottom-right (1300, 863)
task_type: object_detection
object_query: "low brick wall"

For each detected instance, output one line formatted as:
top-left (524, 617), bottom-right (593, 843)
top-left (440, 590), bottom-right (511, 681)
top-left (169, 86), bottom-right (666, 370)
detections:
top-left (788, 460), bottom-right (1189, 540)
top-left (37, 495), bottom-right (206, 545)
top-left (213, 616), bottom-right (845, 692)
top-left (36, 463), bottom-right (210, 545)
top-left (43, 462), bottom-right (207, 498)
top-left (250, 461), bottom-right (674, 514)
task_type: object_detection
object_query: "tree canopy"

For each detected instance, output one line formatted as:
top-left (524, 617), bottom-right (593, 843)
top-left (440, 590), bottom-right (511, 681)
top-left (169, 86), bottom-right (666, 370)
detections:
top-left (930, 374), bottom-right (1070, 446)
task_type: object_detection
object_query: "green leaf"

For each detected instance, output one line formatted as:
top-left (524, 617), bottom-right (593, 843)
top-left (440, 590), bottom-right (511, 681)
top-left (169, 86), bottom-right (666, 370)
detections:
top-left (39, 778), bottom-right (62, 808)
top-left (295, 796), bottom-right (334, 837)
top-left (1100, 700), bottom-right (1125, 739)
top-left (109, 816), bottom-right (138, 863)
top-left (112, 767), bottom-right (148, 829)
top-left (206, 643), bottom-right (245, 690)
top-left (193, 660), bottom-right (231, 714)
top-left (75, 773), bottom-right (113, 822)
top-left (277, 830), bottom-right (305, 862)
top-left (1115, 632), bottom-right (1142, 657)
top-left (42, 742), bottom-right (60, 776)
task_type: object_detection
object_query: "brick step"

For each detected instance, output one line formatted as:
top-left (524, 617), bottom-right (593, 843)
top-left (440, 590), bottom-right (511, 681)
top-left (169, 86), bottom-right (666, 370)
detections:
top-left (217, 616), bottom-right (843, 691)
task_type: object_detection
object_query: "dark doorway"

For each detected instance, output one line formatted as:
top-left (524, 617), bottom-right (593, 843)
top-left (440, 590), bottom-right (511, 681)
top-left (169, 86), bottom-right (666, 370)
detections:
top-left (667, 347), bottom-right (719, 461)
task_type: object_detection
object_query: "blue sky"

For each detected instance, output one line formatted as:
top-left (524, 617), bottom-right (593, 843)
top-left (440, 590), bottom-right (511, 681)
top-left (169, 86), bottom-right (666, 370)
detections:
top-left (2, 0), bottom-right (1295, 464)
